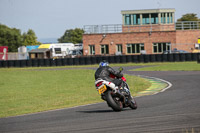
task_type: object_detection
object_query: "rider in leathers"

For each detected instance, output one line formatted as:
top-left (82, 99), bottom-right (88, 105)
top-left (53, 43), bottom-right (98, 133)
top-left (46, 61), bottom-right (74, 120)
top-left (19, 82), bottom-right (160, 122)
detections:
top-left (95, 61), bottom-right (123, 92)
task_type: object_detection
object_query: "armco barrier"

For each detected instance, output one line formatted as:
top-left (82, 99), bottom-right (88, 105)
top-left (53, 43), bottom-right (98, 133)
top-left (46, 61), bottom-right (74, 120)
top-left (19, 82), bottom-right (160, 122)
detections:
top-left (0, 53), bottom-right (199, 68)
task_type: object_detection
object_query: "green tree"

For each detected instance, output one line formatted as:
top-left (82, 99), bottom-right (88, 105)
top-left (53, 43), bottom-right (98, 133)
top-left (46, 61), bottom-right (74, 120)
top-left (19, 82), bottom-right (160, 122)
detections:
top-left (22, 29), bottom-right (41, 46)
top-left (0, 24), bottom-right (22, 52)
top-left (58, 28), bottom-right (84, 44)
top-left (0, 24), bottom-right (40, 52)
top-left (176, 13), bottom-right (200, 30)
top-left (177, 13), bottom-right (199, 21)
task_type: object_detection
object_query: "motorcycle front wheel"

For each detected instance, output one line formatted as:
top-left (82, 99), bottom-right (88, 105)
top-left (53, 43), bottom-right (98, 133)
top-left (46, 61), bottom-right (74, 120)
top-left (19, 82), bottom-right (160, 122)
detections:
top-left (105, 90), bottom-right (123, 112)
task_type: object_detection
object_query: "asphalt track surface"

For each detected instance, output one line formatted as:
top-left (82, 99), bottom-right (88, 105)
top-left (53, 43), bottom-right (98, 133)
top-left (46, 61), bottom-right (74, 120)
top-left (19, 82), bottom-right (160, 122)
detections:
top-left (0, 66), bottom-right (200, 133)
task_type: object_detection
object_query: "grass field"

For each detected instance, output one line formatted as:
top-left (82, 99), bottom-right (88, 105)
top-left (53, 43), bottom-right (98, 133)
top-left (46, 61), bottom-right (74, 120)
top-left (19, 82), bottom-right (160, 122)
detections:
top-left (0, 68), bottom-right (150, 118)
top-left (130, 62), bottom-right (200, 71)
top-left (14, 61), bottom-right (200, 71)
top-left (1, 61), bottom-right (198, 118)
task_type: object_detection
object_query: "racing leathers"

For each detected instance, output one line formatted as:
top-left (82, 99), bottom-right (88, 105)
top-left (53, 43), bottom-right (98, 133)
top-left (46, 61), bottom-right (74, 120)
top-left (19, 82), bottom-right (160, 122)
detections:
top-left (95, 66), bottom-right (123, 89)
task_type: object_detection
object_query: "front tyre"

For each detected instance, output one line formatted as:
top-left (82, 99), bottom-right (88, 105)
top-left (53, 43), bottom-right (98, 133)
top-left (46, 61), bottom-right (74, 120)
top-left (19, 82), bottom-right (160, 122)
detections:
top-left (105, 90), bottom-right (123, 111)
top-left (129, 98), bottom-right (137, 110)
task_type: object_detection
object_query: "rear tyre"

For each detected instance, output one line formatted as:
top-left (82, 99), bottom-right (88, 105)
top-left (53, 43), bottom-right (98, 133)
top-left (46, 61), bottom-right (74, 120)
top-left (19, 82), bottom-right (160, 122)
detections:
top-left (105, 90), bottom-right (123, 111)
top-left (129, 98), bottom-right (137, 110)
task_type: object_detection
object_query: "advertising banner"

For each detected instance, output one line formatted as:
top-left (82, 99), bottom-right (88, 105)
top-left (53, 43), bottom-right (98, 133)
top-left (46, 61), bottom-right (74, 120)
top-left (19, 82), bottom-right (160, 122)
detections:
top-left (0, 46), bottom-right (8, 60)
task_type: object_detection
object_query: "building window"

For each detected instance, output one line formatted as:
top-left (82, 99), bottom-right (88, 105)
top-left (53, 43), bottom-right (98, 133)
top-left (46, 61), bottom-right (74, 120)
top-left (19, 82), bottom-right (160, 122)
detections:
top-left (89, 45), bottom-right (95, 55)
top-left (101, 45), bottom-right (109, 54)
top-left (125, 14), bottom-right (131, 25)
top-left (125, 14), bottom-right (140, 25)
top-left (133, 14), bottom-right (140, 25)
top-left (161, 13), bottom-right (165, 24)
top-left (54, 48), bottom-right (61, 54)
top-left (30, 53), bottom-right (35, 59)
top-left (153, 43), bottom-right (171, 53)
top-left (161, 13), bottom-right (173, 24)
top-left (167, 13), bottom-right (170, 23)
top-left (116, 44), bottom-right (123, 54)
top-left (126, 43), bottom-right (144, 54)
top-left (170, 13), bottom-right (173, 23)
top-left (151, 13), bottom-right (158, 24)
top-left (38, 53), bottom-right (44, 59)
top-left (142, 14), bottom-right (150, 24)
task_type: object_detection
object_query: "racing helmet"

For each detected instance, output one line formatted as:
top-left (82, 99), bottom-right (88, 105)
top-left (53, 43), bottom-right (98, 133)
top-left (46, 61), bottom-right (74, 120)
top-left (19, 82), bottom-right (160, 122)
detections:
top-left (99, 61), bottom-right (109, 67)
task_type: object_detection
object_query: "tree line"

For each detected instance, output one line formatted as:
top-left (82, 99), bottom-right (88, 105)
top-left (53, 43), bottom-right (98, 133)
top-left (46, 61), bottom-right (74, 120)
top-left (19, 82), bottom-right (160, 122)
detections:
top-left (0, 24), bottom-right (41, 52)
top-left (0, 13), bottom-right (199, 52)
top-left (0, 23), bottom-right (84, 52)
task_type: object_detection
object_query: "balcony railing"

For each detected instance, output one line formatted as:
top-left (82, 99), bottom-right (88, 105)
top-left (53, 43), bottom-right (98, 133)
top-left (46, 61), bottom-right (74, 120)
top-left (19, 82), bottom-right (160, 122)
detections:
top-left (84, 24), bottom-right (122, 34)
top-left (84, 21), bottom-right (200, 34)
top-left (175, 21), bottom-right (200, 30)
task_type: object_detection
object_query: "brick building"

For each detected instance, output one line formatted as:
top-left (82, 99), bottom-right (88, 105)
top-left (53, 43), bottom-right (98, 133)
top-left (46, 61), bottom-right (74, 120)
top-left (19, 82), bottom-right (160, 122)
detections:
top-left (83, 9), bottom-right (200, 56)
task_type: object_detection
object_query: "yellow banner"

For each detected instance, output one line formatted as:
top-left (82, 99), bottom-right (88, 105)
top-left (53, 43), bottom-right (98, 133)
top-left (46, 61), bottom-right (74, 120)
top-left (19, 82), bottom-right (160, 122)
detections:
top-left (38, 44), bottom-right (51, 49)
top-left (198, 38), bottom-right (200, 44)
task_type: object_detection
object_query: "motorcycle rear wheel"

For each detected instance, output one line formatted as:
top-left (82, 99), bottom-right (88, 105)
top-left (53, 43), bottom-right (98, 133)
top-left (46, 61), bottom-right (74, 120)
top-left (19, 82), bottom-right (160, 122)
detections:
top-left (105, 90), bottom-right (123, 112)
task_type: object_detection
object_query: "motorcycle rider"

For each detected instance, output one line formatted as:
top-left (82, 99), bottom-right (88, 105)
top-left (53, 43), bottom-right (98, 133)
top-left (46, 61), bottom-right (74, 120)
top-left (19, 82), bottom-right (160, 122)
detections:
top-left (95, 61), bottom-right (123, 93)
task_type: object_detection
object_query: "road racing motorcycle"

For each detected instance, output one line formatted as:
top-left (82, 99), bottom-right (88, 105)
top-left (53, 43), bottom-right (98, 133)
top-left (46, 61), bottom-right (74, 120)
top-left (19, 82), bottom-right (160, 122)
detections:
top-left (95, 67), bottom-right (137, 111)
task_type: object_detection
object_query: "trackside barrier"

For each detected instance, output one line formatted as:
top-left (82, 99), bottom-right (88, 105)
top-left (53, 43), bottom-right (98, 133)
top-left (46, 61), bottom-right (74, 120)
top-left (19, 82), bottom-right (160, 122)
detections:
top-left (0, 53), bottom-right (199, 68)
top-left (198, 53), bottom-right (200, 63)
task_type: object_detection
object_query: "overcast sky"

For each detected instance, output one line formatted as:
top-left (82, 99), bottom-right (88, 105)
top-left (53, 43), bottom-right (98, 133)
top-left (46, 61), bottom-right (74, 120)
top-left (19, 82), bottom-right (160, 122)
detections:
top-left (0, 0), bottom-right (200, 40)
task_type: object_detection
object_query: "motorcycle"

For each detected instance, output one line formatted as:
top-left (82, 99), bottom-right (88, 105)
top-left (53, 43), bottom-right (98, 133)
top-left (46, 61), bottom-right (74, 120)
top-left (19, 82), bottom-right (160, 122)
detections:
top-left (95, 67), bottom-right (137, 111)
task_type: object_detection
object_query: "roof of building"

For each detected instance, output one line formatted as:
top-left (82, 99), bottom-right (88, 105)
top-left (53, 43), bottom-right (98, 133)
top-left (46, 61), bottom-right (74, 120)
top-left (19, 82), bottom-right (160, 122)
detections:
top-left (29, 48), bottom-right (49, 53)
top-left (38, 44), bottom-right (51, 49)
top-left (121, 8), bottom-right (175, 14)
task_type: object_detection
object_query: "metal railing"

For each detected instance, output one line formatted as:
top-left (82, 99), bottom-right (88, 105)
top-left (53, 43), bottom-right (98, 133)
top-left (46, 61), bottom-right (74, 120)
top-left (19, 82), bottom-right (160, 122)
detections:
top-left (84, 21), bottom-right (200, 34)
top-left (175, 21), bottom-right (200, 30)
top-left (84, 24), bottom-right (122, 34)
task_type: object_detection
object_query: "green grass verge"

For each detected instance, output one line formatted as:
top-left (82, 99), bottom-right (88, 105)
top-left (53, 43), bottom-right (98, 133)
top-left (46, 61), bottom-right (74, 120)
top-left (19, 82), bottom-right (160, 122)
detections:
top-left (0, 68), bottom-right (150, 118)
top-left (130, 62), bottom-right (200, 71)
